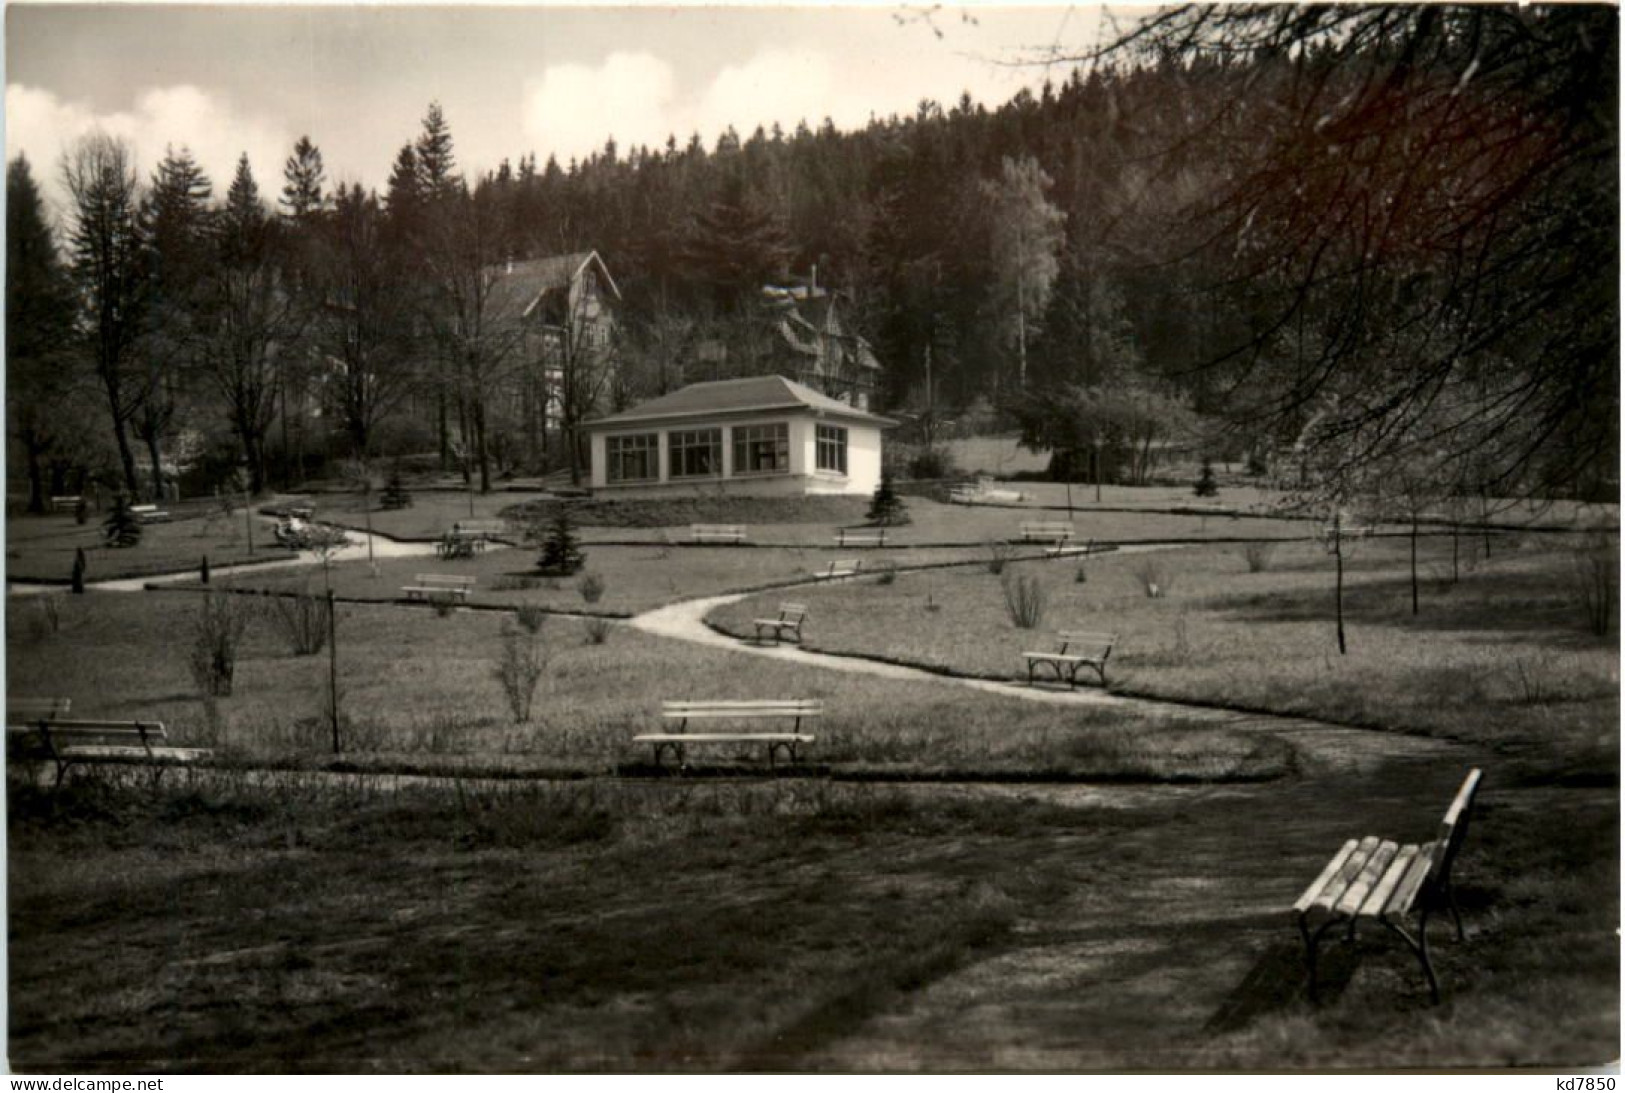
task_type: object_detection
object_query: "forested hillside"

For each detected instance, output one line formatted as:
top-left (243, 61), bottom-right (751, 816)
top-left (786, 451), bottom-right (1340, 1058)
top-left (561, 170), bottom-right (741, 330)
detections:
top-left (9, 5), bottom-right (1616, 506)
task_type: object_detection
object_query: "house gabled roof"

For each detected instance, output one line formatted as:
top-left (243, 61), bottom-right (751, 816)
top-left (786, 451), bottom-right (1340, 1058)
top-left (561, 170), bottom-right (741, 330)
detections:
top-left (485, 250), bottom-right (620, 324)
top-left (585, 375), bottom-right (897, 430)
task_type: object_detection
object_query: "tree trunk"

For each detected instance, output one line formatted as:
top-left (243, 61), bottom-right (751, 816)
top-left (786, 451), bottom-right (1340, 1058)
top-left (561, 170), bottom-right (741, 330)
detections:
top-left (145, 430), bottom-right (165, 504)
top-left (437, 384), bottom-right (451, 471)
top-left (1335, 543), bottom-right (1347, 655)
top-left (26, 440), bottom-right (46, 515)
top-left (1410, 517), bottom-right (1419, 616)
top-left (473, 398), bottom-right (491, 494)
top-left (111, 416), bottom-right (141, 499)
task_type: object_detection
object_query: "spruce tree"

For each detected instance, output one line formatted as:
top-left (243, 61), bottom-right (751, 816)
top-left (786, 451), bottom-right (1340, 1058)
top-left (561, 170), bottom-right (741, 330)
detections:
top-left (279, 135), bottom-right (326, 219)
top-left (103, 495), bottom-right (143, 548)
top-left (1194, 457), bottom-right (1219, 498)
top-left (536, 506), bottom-right (586, 576)
top-left (379, 468), bottom-right (414, 510)
top-left (867, 469), bottom-right (910, 526)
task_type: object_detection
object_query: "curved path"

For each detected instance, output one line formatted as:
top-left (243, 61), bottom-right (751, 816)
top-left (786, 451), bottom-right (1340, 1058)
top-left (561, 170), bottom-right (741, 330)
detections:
top-left (630, 589), bottom-right (1462, 775)
top-left (9, 519), bottom-right (446, 595)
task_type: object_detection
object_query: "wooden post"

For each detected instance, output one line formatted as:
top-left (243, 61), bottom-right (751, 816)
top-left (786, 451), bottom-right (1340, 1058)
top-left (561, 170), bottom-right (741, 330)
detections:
top-left (328, 587), bottom-right (340, 754)
top-left (1410, 516), bottom-right (1419, 616)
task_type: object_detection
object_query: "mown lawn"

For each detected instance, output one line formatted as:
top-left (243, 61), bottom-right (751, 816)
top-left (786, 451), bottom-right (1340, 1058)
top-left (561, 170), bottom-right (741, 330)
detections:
top-left (7, 505), bottom-right (281, 583)
top-left (194, 543), bottom-right (991, 616)
top-left (9, 755), bottom-right (1616, 1071)
top-left (310, 485), bottom-right (1320, 548)
top-left (5, 589), bottom-right (1282, 781)
top-left (708, 536), bottom-right (1620, 762)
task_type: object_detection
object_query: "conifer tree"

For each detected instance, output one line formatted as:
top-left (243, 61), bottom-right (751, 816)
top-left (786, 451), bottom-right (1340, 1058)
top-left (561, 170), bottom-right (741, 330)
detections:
top-left (379, 467), bottom-right (414, 510)
top-left (536, 506), bottom-right (586, 576)
top-left (1194, 457), bottom-right (1219, 498)
top-left (279, 135), bottom-right (326, 219)
top-left (103, 495), bottom-right (143, 548)
top-left (866, 469), bottom-right (910, 526)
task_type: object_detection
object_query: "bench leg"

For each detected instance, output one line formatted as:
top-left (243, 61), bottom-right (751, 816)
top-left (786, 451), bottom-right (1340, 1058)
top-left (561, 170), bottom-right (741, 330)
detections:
top-left (1381, 911), bottom-right (1441, 1004)
top-left (1443, 879), bottom-right (1466, 942)
top-left (1298, 912), bottom-right (1347, 1005)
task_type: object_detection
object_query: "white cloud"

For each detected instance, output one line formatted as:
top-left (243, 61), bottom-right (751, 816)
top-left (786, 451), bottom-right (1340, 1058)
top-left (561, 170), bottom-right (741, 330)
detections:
top-left (6, 83), bottom-right (294, 215)
top-left (522, 52), bottom-right (677, 164)
top-left (694, 49), bottom-right (848, 139)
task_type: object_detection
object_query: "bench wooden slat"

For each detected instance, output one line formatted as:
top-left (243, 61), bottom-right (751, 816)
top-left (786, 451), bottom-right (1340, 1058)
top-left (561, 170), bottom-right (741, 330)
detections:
top-left (634, 733), bottom-right (817, 743)
top-left (1306, 835), bottom-right (1382, 911)
top-left (1382, 840), bottom-right (1439, 917)
top-left (1292, 838), bottom-right (1361, 914)
top-left (7, 698), bottom-right (72, 725)
top-left (1294, 770), bottom-right (1482, 1003)
top-left (659, 708), bottom-right (825, 714)
top-left (1362, 842), bottom-right (1426, 918)
top-left (1334, 839), bottom-right (1399, 917)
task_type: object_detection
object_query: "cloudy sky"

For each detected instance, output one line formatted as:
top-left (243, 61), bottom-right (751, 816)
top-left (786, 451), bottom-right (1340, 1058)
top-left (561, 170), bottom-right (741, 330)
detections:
top-left (7, 3), bottom-right (1127, 212)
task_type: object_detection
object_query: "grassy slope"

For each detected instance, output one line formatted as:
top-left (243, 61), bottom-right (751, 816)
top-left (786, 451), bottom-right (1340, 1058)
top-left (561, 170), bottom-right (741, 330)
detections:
top-left (7, 508), bottom-right (276, 582)
top-left (709, 537), bottom-right (1620, 759)
top-left (197, 543), bottom-right (994, 616)
top-left (5, 590), bottom-right (1280, 780)
top-left (9, 760), bottom-right (1616, 1071)
top-left (314, 486), bottom-right (1322, 548)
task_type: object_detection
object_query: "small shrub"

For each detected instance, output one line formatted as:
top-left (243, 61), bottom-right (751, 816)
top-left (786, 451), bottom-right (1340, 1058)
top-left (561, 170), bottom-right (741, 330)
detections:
top-left (1239, 541), bottom-right (1277, 573)
top-left (986, 539), bottom-right (1013, 576)
top-left (378, 468), bottom-right (414, 510)
top-left (492, 629), bottom-right (546, 723)
top-left (1566, 529), bottom-right (1618, 636)
top-left (265, 589), bottom-right (331, 656)
top-left (1193, 457), bottom-right (1219, 497)
top-left (1134, 556), bottom-right (1174, 598)
top-left (907, 446), bottom-right (959, 480)
top-left (1509, 654), bottom-right (1556, 706)
top-left (103, 496), bottom-right (142, 548)
top-left (515, 604), bottom-right (547, 634)
top-left (874, 561), bottom-right (898, 586)
top-left (38, 594), bottom-right (62, 635)
top-left (1000, 572), bottom-right (1045, 629)
top-left (578, 572), bottom-right (606, 604)
top-left (1074, 562), bottom-right (1088, 583)
top-left (432, 598), bottom-right (457, 618)
top-left (490, 575), bottom-right (541, 592)
top-left (70, 547), bottom-right (87, 594)
top-left (866, 470), bottom-right (910, 526)
top-left (1172, 610), bottom-right (1192, 662)
top-left (73, 497), bottom-right (89, 525)
top-left (535, 506), bottom-right (586, 577)
top-left (189, 593), bottom-right (252, 697)
top-left (582, 617), bottom-right (612, 645)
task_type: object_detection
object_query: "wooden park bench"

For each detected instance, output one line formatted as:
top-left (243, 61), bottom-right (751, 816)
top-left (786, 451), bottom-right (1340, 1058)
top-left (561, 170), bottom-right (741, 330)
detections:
top-left (633, 699), bottom-right (822, 768)
top-left (1019, 521), bottom-right (1076, 553)
top-left (50, 495), bottom-right (83, 514)
top-left (752, 602), bottom-right (808, 644)
top-left (835, 527), bottom-right (889, 548)
top-left (455, 519), bottom-right (507, 544)
top-left (816, 558), bottom-right (863, 580)
top-left (1022, 630), bottom-right (1116, 688)
top-left (1294, 768), bottom-right (1483, 1003)
top-left (692, 524), bottom-right (748, 544)
top-left (7, 698), bottom-right (209, 787)
top-left (436, 520), bottom-right (506, 559)
top-left (401, 574), bottom-right (476, 604)
top-left (130, 503), bottom-right (171, 524)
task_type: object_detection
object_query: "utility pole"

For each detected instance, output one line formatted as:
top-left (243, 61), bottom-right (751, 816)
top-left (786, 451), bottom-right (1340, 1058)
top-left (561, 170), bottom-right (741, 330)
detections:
top-left (327, 587), bottom-right (341, 752)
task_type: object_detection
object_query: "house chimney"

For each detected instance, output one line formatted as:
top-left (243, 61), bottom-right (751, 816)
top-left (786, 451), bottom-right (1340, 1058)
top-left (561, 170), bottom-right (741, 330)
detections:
top-left (810, 263), bottom-right (818, 294)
